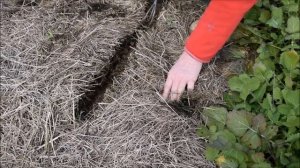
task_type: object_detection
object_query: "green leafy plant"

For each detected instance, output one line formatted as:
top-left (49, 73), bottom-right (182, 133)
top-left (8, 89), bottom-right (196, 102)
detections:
top-left (199, 0), bottom-right (300, 167)
top-left (198, 107), bottom-right (276, 168)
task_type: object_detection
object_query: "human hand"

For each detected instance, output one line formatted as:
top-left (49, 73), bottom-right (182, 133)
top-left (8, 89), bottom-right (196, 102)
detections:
top-left (162, 51), bottom-right (203, 101)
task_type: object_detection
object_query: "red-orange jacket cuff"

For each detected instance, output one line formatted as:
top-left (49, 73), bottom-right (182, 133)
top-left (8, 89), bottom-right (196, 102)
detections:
top-left (184, 47), bottom-right (210, 63)
top-left (185, 0), bottom-right (257, 62)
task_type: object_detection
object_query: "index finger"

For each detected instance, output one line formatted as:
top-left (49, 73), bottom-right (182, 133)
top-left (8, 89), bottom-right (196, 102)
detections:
top-left (162, 77), bottom-right (172, 100)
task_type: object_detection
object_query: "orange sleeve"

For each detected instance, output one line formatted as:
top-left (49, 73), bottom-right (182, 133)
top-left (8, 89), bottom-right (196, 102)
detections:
top-left (185, 0), bottom-right (257, 62)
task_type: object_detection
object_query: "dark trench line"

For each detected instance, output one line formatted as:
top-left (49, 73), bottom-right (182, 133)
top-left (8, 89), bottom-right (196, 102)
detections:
top-left (75, 0), bottom-right (168, 120)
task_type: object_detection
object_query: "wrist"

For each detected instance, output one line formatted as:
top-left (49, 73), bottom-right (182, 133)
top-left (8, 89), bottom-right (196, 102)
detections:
top-left (183, 48), bottom-right (209, 63)
top-left (179, 50), bottom-right (203, 69)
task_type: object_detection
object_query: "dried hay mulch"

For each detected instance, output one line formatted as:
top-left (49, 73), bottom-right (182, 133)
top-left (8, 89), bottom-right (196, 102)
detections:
top-left (51, 1), bottom-right (222, 167)
top-left (1, 0), bottom-right (147, 167)
top-left (1, 0), bottom-right (245, 167)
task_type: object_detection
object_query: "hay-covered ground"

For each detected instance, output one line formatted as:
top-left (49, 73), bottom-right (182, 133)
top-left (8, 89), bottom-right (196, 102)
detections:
top-left (1, 0), bottom-right (146, 167)
top-left (1, 0), bottom-right (243, 167)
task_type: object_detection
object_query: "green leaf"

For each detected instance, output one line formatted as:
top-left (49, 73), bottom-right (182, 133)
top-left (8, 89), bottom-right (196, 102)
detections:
top-left (261, 94), bottom-right (275, 112)
top-left (228, 76), bottom-right (243, 92)
top-left (288, 161), bottom-right (300, 168)
top-left (257, 44), bottom-right (271, 59)
top-left (273, 87), bottom-right (282, 102)
top-left (239, 24), bottom-right (268, 40)
top-left (285, 76), bottom-right (294, 89)
top-left (229, 74), bottom-right (261, 100)
top-left (226, 111), bottom-right (252, 137)
top-left (245, 6), bottom-right (260, 21)
top-left (286, 133), bottom-right (300, 142)
top-left (281, 0), bottom-right (291, 5)
top-left (230, 26), bottom-right (252, 41)
top-left (266, 6), bottom-right (283, 28)
top-left (262, 0), bottom-right (270, 8)
top-left (241, 77), bottom-right (261, 100)
top-left (209, 125), bottom-right (217, 134)
top-left (222, 149), bottom-right (247, 165)
top-left (224, 92), bottom-right (243, 109)
top-left (297, 107), bottom-right (300, 115)
top-left (47, 30), bottom-right (54, 39)
top-left (295, 139), bottom-right (300, 150)
top-left (252, 114), bottom-right (267, 133)
top-left (253, 60), bottom-right (274, 82)
top-left (267, 45), bottom-right (280, 57)
top-left (277, 104), bottom-right (293, 115)
top-left (203, 107), bottom-right (228, 130)
top-left (284, 116), bottom-right (300, 128)
top-left (196, 126), bottom-right (210, 137)
top-left (241, 130), bottom-right (262, 149)
top-left (234, 143), bottom-right (249, 152)
top-left (289, 69), bottom-right (300, 79)
top-left (250, 162), bottom-right (272, 168)
top-left (210, 130), bottom-right (236, 150)
top-left (216, 156), bottom-right (239, 168)
top-left (282, 89), bottom-right (300, 107)
top-left (282, 44), bottom-right (300, 51)
top-left (279, 50), bottom-right (300, 71)
top-left (259, 9), bottom-right (271, 23)
top-left (251, 152), bottom-right (265, 163)
top-left (285, 4), bottom-right (299, 13)
top-left (262, 125), bottom-right (278, 140)
top-left (204, 146), bottom-right (219, 161)
top-left (266, 110), bottom-right (281, 124)
top-left (251, 83), bottom-right (267, 102)
top-left (234, 102), bottom-right (252, 111)
top-left (253, 61), bottom-right (267, 73)
top-left (270, 32), bottom-right (278, 40)
top-left (240, 162), bottom-right (247, 168)
top-left (280, 151), bottom-right (290, 165)
top-left (285, 33), bottom-right (300, 40)
top-left (286, 16), bottom-right (300, 33)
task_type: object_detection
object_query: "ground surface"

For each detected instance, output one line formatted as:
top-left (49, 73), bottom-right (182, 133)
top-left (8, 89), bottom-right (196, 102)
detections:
top-left (1, 0), bottom-right (242, 167)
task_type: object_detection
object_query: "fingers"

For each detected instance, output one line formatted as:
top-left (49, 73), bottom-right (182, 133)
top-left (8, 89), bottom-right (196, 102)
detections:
top-left (163, 75), bottom-right (196, 101)
top-left (176, 81), bottom-right (187, 101)
top-left (163, 77), bottom-right (172, 100)
top-left (163, 78), bottom-right (196, 101)
top-left (170, 80), bottom-right (179, 101)
top-left (187, 81), bottom-right (195, 91)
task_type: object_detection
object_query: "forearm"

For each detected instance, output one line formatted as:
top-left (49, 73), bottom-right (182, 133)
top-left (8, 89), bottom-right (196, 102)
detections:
top-left (185, 0), bottom-right (257, 62)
